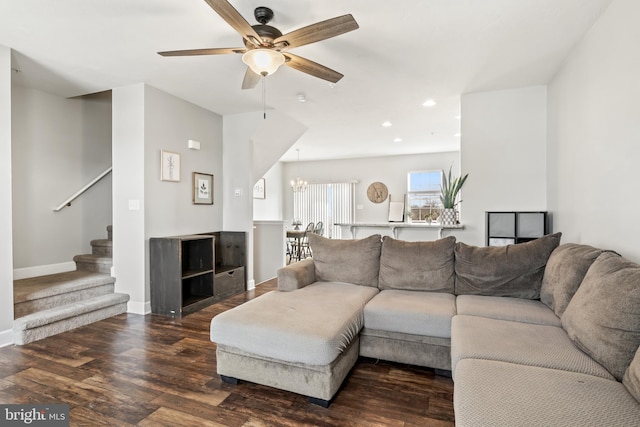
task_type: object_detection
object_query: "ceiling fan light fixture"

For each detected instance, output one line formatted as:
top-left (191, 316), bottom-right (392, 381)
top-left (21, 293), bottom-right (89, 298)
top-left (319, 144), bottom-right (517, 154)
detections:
top-left (242, 49), bottom-right (285, 76)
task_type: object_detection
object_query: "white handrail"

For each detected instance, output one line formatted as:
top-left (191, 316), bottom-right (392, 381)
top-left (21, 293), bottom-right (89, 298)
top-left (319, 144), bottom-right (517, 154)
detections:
top-left (53, 166), bottom-right (113, 212)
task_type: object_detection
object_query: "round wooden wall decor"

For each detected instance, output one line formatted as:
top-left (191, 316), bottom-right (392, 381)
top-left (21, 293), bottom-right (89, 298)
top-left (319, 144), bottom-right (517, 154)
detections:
top-left (366, 182), bottom-right (389, 203)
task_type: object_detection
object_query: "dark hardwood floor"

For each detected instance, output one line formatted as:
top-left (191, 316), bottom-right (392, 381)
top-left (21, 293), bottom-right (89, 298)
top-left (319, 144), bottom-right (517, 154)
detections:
top-left (1, 279), bottom-right (455, 426)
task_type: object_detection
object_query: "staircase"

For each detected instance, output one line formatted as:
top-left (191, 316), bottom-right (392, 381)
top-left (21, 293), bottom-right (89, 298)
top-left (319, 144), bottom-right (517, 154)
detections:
top-left (13, 225), bottom-right (130, 345)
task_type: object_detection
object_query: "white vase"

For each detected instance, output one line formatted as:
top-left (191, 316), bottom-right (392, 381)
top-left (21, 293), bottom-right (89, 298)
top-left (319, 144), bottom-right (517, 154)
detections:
top-left (441, 208), bottom-right (457, 226)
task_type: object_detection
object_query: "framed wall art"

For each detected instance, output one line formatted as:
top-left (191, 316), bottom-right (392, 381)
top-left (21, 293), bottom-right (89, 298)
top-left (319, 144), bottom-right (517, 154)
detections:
top-left (160, 150), bottom-right (181, 182)
top-left (192, 172), bottom-right (213, 205)
top-left (253, 178), bottom-right (266, 199)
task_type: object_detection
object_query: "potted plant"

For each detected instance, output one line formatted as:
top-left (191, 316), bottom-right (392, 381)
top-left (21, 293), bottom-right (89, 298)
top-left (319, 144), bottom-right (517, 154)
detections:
top-left (440, 164), bottom-right (469, 226)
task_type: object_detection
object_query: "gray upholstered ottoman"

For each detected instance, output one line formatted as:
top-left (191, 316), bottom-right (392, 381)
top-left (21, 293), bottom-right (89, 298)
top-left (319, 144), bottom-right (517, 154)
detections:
top-left (210, 281), bottom-right (378, 405)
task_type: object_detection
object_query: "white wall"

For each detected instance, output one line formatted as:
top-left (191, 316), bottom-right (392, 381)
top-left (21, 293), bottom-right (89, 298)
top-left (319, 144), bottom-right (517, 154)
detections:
top-left (112, 84), bottom-right (146, 313)
top-left (0, 45), bottom-right (14, 346)
top-left (113, 84), bottom-right (223, 314)
top-left (253, 161), bottom-right (284, 220)
top-left (547, 0), bottom-right (640, 262)
top-left (457, 86), bottom-right (548, 246)
top-left (223, 112), bottom-right (263, 289)
top-left (253, 220), bottom-right (286, 283)
top-left (12, 87), bottom-right (112, 272)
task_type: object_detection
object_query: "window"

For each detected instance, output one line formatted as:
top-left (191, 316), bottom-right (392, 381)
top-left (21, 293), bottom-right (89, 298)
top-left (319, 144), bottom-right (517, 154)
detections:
top-left (407, 170), bottom-right (442, 222)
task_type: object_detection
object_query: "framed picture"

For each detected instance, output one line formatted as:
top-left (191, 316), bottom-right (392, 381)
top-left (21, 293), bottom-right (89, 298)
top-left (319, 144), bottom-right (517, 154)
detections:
top-left (192, 172), bottom-right (213, 205)
top-left (160, 150), bottom-right (181, 182)
top-left (253, 178), bottom-right (266, 199)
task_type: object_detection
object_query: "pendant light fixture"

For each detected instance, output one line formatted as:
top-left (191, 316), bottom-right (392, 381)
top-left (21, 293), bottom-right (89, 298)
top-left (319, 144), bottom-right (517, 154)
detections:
top-left (290, 149), bottom-right (308, 192)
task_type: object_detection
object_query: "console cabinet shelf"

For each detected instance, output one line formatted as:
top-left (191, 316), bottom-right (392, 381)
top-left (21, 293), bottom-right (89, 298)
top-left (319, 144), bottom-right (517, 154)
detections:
top-left (486, 211), bottom-right (548, 246)
top-left (150, 231), bottom-right (246, 317)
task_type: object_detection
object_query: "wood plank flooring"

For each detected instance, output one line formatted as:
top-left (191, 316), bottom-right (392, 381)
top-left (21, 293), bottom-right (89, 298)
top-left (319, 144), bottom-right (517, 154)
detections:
top-left (1, 279), bottom-right (455, 426)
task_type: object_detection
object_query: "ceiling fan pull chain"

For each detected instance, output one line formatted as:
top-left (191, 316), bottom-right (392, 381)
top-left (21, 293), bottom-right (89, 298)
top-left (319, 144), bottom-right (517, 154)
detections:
top-left (262, 76), bottom-right (266, 119)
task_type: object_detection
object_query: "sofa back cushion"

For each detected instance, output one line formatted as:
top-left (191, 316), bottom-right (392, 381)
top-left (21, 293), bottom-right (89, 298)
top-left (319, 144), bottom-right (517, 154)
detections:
top-left (454, 233), bottom-right (561, 298)
top-left (378, 236), bottom-right (456, 292)
top-left (540, 243), bottom-right (607, 317)
top-left (623, 346), bottom-right (640, 404)
top-left (562, 252), bottom-right (640, 381)
top-left (309, 233), bottom-right (382, 287)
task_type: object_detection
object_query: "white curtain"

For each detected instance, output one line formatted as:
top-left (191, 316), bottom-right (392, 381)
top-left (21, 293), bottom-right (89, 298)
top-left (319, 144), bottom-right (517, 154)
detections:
top-left (293, 182), bottom-right (356, 239)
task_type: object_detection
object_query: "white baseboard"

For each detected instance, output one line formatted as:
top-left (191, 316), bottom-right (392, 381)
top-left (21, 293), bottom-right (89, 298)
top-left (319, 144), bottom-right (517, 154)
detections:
top-left (127, 300), bottom-right (151, 315)
top-left (247, 279), bottom-right (256, 290)
top-left (13, 262), bottom-right (76, 280)
top-left (0, 328), bottom-right (14, 347)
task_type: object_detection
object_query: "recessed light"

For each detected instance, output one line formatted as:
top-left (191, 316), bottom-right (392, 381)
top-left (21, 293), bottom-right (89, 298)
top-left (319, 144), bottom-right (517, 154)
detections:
top-left (394, 137), bottom-right (403, 143)
top-left (455, 115), bottom-right (461, 120)
top-left (297, 93), bottom-right (306, 103)
top-left (423, 99), bottom-right (437, 107)
top-left (382, 121), bottom-right (392, 127)
top-left (454, 133), bottom-right (461, 137)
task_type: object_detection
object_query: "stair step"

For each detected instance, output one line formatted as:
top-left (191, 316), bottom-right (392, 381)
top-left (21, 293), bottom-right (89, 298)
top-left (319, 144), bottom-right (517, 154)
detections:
top-left (13, 293), bottom-right (130, 345)
top-left (91, 239), bottom-right (112, 257)
top-left (14, 271), bottom-right (116, 318)
top-left (73, 254), bottom-right (112, 274)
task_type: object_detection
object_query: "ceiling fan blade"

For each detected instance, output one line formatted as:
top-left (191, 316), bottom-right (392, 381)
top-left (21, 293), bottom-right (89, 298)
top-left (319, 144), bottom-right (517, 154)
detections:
top-left (242, 67), bottom-right (261, 89)
top-left (158, 47), bottom-right (245, 57)
top-left (203, 0), bottom-right (262, 45)
top-left (274, 14), bottom-right (359, 50)
top-left (283, 53), bottom-right (344, 84)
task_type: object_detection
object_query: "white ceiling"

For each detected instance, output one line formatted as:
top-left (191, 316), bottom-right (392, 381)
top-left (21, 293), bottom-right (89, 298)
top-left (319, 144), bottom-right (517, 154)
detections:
top-left (0, 0), bottom-right (612, 162)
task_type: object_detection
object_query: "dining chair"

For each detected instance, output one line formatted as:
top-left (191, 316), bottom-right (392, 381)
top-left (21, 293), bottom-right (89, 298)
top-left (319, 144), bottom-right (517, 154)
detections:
top-left (314, 221), bottom-right (324, 237)
top-left (298, 222), bottom-right (315, 259)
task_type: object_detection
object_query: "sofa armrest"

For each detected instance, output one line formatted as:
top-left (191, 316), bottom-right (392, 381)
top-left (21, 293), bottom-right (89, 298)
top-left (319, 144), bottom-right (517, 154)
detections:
top-left (277, 258), bottom-right (316, 291)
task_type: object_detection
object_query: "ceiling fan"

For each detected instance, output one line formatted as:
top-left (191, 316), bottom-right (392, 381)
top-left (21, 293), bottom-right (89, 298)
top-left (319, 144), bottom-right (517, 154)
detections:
top-left (158, 0), bottom-right (359, 89)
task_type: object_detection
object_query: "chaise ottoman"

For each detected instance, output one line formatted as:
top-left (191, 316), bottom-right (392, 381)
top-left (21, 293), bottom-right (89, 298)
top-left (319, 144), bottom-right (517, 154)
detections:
top-left (210, 281), bottom-right (379, 405)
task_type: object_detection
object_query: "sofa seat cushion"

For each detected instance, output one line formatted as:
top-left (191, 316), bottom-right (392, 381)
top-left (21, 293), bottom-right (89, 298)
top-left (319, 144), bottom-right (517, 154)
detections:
top-left (451, 315), bottom-right (613, 380)
top-left (562, 251), bottom-right (640, 381)
top-left (454, 359), bottom-right (640, 427)
top-left (540, 243), bottom-right (607, 317)
top-left (210, 282), bottom-right (378, 365)
top-left (308, 233), bottom-right (382, 287)
top-left (364, 290), bottom-right (456, 338)
top-left (454, 233), bottom-right (561, 298)
top-left (378, 236), bottom-right (456, 292)
top-left (456, 295), bottom-right (561, 326)
top-left (623, 345), bottom-right (640, 404)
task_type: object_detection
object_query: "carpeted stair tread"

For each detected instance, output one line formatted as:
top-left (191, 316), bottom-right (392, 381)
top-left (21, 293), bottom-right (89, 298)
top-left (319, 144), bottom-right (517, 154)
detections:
top-left (90, 239), bottom-right (113, 256)
top-left (14, 271), bottom-right (115, 304)
top-left (73, 254), bottom-right (113, 273)
top-left (73, 254), bottom-right (112, 263)
top-left (14, 293), bottom-right (130, 330)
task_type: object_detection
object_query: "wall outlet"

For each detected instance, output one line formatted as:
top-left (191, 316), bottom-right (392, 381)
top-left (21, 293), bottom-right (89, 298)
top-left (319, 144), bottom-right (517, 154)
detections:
top-left (234, 189), bottom-right (242, 197)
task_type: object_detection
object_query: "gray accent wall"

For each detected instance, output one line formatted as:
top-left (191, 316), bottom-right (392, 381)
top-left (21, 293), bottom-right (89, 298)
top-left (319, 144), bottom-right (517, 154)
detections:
top-left (11, 87), bottom-right (112, 269)
top-left (113, 84), bottom-right (223, 314)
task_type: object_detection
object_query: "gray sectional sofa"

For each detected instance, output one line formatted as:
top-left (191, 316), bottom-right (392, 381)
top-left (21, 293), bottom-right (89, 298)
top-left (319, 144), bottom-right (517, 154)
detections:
top-left (210, 232), bottom-right (640, 425)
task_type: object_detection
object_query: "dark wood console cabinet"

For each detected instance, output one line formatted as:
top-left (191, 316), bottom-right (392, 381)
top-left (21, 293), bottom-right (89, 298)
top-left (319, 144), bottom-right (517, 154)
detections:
top-left (150, 231), bottom-right (246, 317)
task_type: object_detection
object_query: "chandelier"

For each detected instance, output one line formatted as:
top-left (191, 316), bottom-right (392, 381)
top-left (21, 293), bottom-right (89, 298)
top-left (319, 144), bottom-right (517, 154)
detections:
top-left (290, 149), bottom-right (308, 192)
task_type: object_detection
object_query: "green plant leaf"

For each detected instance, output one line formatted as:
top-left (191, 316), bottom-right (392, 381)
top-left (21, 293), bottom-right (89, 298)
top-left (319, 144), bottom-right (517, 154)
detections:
top-left (439, 164), bottom-right (469, 209)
